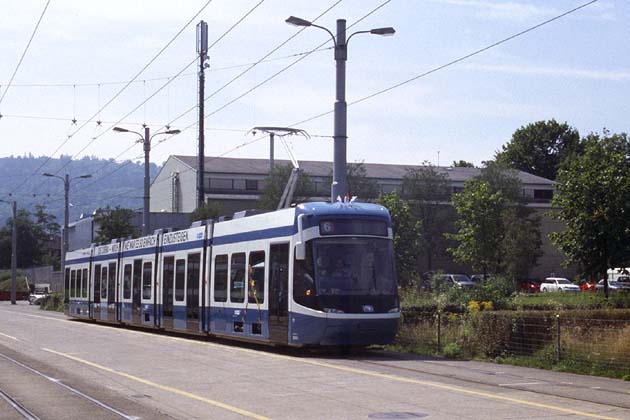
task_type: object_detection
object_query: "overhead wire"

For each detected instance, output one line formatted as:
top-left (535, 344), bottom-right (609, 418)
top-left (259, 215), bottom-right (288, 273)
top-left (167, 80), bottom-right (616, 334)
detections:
top-left (0, 0), bottom-right (51, 109)
top-left (37, 0), bottom-right (270, 208)
top-left (6, 0), bottom-right (216, 202)
top-left (291, 0), bottom-right (600, 127)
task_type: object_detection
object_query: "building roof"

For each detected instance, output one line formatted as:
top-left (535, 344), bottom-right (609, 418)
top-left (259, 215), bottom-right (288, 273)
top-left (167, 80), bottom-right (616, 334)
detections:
top-left (171, 155), bottom-right (554, 186)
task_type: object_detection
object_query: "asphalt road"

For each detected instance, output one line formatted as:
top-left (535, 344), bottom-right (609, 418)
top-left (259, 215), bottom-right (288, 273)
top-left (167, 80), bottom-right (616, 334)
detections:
top-left (0, 301), bottom-right (629, 420)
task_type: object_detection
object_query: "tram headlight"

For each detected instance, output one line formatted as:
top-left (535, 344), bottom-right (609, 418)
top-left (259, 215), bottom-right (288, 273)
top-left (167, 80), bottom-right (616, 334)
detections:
top-left (388, 307), bottom-right (400, 313)
top-left (323, 308), bottom-right (345, 314)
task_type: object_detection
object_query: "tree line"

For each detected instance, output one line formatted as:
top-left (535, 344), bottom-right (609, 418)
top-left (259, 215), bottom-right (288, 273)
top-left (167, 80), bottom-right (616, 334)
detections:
top-left (3, 119), bottom-right (628, 290)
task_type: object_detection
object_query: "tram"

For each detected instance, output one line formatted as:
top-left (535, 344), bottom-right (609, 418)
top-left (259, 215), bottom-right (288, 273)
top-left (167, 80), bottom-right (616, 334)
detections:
top-left (64, 201), bottom-right (400, 346)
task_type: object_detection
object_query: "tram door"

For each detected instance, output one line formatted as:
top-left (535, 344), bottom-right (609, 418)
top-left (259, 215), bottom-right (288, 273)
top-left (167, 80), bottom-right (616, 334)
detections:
top-left (268, 243), bottom-right (289, 343)
top-left (186, 253), bottom-right (201, 331)
top-left (162, 256), bottom-right (175, 329)
top-left (132, 259), bottom-right (142, 324)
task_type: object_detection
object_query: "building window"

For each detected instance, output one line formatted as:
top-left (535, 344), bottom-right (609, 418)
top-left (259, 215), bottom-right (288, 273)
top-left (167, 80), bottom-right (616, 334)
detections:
top-left (209, 178), bottom-right (233, 190)
top-left (534, 189), bottom-right (553, 201)
top-left (245, 180), bottom-right (258, 191)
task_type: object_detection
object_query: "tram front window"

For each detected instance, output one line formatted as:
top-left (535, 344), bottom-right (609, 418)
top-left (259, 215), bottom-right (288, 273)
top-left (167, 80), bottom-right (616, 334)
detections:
top-left (294, 237), bottom-right (397, 313)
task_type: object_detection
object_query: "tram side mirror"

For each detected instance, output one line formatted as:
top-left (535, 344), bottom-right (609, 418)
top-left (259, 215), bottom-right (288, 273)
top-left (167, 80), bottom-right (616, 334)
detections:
top-left (295, 242), bottom-right (305, 260)
top-left (295, 214), bottom-right (306, 260)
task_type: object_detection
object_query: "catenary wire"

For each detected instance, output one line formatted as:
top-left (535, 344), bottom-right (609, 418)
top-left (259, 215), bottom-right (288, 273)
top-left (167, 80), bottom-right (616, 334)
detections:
top-left (5, 0), bottom-right (215, 202)
top-left (35, 0), bottom-right (594, 209)
top-left (0, 0), bottom-right (51, 109)
top-left (49, 0), bottom-right (349, 204)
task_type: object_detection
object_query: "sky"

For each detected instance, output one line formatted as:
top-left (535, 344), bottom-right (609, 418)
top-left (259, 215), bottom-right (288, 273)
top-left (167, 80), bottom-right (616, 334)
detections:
top-left (1, 0), bottom-right (628, 201)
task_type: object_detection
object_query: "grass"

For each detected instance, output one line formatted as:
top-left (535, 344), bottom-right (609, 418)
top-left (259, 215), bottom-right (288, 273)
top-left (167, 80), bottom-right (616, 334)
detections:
top-left (511, 291), bottom-right (630, 310)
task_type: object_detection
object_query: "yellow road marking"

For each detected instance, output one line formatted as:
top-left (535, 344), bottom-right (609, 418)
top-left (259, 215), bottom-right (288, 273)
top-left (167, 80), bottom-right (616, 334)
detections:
top-left (7, 310), bottom-right (622, 420)
top-left (0, 332), bottom-right (18, 341)
top-left (42, 348), bottom-right (272, 420)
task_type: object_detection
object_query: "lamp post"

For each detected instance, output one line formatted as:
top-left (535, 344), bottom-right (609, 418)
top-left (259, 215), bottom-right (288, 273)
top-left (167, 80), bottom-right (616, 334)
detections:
top-left (113, 126), bottom-right (181, 235)
top-left (42, 173), bottom-right (92, 280)
top-left (0, 199), bottom-right (17, 304)
top-left (286, 16), bottom-right (394, 202)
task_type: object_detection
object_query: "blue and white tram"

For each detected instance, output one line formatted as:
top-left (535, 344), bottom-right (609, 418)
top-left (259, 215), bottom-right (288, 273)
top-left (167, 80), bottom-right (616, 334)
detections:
top-left (64, 201), bottom-right (400, 346)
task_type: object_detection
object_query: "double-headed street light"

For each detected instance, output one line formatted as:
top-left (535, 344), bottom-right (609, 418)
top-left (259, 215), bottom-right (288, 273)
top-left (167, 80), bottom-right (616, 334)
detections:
top-left (286, 16), bottom-right (394, 201)
top-left (113, 126), bottom-right (181, 235)
top-left (42, 173), bottom-right (92, 277)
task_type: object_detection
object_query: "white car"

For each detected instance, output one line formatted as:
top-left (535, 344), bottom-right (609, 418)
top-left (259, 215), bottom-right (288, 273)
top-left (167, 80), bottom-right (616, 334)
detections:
top-left (29, 284), bottom-right (51, 305)
top-left (540, 277), bottom-right (580, 293)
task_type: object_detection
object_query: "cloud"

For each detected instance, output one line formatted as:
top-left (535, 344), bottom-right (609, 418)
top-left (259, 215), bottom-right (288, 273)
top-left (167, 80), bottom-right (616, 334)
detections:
top-left (463, 63), bottom-right (630, 81)
top-left (429, 0), bottom-right (558, 22)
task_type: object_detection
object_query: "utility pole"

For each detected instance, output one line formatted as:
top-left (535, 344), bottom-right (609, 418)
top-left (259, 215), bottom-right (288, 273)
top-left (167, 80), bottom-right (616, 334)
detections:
top-left (143, 126), bottom-right (150, 235)
top-left (285, 16), bottom-right (394, 202)
top-left (197, 20), bottom-right (208, 209)
top-left (10, 200), bottom-right (17, 305)
top-left (113, 127), bottom-right (180, 235)
top-left (269, 132), bottom-right (275, 172)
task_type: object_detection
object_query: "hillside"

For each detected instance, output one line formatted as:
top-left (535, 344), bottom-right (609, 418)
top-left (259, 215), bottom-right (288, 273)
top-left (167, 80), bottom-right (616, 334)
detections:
top-left (0, 155), bottom-right (159, 226)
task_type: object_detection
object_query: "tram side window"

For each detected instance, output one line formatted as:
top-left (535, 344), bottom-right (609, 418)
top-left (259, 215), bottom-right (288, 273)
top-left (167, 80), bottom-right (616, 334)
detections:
top-left (70, 270), bottom-right (76, 299)
top-left (64, 268), bottom-right (70, 303)
top-left (230, 253), bottom-right (246, 303)
top-left (175, 259), bottom-right (186, 302)
top-left (82, 268), bottom-right (88, 298)
top-left (213, 255), bottom-right (228, 302)
top-left (107, 263), bottom-right (116, 305)
top-left (101, 266), bottom-right (108, 301)
top-left (76, 269), bottom-right (82, 299)
top-left (93, 264), bottom-right (101, 304)
top-left (142, 262), bottom-right (152, 300)
top-left (123, 264), bottom-right (132, 300)
top-left (132, 259), bottom-right (142, 305)
top-left (248, 251), bottom-right (265, 304)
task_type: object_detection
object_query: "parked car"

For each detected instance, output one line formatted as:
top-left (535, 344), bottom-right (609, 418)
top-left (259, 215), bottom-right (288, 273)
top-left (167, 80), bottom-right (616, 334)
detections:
top-left (518, 279), bottom-right (540, 293)
top-left (438, 274), bottom-right (476, 288)
top-left (595, 279), bottom-right (630, 293)
top-left (29, 284), bottom-right (51, 305)
top-left (539, 277), bottom-right (580, 293)
top-left (578, 279), bottom-right (597, 292)
top-left (470, 274), bottom-right (492, 285)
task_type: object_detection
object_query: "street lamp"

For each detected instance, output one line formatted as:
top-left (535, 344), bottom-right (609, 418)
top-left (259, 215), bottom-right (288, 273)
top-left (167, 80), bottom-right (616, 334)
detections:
top-left (113, 126), bottom-right (181, 235)
top-left (286, 16), bottom-right (394, 201)
top-left (0, 198), bottom-right (17, 304)
top-left (42, 173), bottom-right (92, 279)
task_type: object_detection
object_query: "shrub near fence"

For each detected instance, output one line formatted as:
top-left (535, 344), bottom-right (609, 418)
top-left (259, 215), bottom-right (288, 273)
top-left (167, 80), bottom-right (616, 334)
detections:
top-left (396, 308), bottom-right (630, 379)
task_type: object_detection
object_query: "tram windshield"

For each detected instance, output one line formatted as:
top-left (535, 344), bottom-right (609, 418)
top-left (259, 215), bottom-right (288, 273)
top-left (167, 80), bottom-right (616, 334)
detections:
top-left (294, 237), bottom-right (396, 310)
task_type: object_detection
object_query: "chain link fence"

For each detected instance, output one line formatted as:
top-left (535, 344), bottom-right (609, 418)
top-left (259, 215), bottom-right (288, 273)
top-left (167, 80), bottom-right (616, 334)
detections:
top-left (397, 310), bottom-right (630, 379)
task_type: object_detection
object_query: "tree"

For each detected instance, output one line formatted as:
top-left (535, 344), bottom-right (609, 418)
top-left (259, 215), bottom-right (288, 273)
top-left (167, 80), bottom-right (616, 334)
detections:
top-left (258, 165), bottom-right (313, 210)
top-left (377, 190), bottom-right (422, 286)
top-left (452, 160), bottom-right (475, 168)
top-left (324, 161), bottom-right (380, 200)
top-left (0, 209), bottom-right (44, 269)
top-left (495, 119), bottom-right (581, 180)
top-left (346, 161), bottom-right (379, 199)
top-left (33, 204), bottom-right (61, 269)
top-left (447, 180), bottom-right (505, 276)
top-left (402, 163), bottom-right (451, 270)
top-left (190, 202), bottom-right (224, 223)
top-left (550, 131), bottom-right (630, 296)
top-left (447, 164), bottom-right (542, 278)
top-left (94, 206), bottom-right (139, 243)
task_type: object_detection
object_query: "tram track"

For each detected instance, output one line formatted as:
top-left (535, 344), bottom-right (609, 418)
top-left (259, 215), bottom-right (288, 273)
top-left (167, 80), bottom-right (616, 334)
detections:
top-left (0, 387), bottom-right (40, 420)
top-left (0, 350), bottom-right (139, 420)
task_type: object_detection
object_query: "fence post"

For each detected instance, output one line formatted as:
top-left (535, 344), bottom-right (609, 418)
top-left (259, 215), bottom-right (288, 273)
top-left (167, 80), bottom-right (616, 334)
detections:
top-left (555, 314), bottom-right (561, 362)
top-left (437, 312), bottom-right (442, 353)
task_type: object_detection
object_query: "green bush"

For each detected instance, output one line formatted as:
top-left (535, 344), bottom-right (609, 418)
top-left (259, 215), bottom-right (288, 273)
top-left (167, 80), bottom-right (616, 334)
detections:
top-left (0, 272), bottom-right (29, 293)
top-left (40, 293), bottom-right (64, 312)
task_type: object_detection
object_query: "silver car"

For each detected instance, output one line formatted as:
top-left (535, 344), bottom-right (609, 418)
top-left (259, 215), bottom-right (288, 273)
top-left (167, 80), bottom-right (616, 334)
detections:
top-left (595, 280), bottom-right (630, 292)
